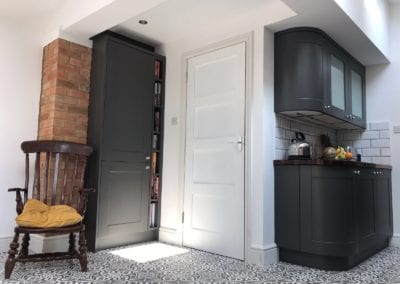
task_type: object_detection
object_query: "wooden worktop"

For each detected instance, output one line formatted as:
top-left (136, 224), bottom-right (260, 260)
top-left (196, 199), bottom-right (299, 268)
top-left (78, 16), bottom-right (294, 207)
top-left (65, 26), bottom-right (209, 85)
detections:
top-left (273, 159), bottom-right (392, 170)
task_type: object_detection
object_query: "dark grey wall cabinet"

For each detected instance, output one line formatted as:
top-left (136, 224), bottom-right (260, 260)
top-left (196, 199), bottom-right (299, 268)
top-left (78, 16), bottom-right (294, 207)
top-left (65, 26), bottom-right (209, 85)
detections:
top-left (275, 27), bottom-right (366, 129)
top-left (275, 164), bottom-right (392, 270)
top-left (85, 31), bottom-right (165, 252)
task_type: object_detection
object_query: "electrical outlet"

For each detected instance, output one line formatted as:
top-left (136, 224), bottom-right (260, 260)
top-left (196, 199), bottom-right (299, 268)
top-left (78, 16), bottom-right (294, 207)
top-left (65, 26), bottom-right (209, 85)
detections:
top-left (171, 116), bottom-right (178, 126)
top-left (393, 125), bottom-right (400, 134)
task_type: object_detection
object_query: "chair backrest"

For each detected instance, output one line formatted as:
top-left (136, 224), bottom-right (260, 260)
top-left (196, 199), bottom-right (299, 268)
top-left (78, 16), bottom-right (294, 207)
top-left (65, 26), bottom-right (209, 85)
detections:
top-left (21, 140), bottom-right (93, 214)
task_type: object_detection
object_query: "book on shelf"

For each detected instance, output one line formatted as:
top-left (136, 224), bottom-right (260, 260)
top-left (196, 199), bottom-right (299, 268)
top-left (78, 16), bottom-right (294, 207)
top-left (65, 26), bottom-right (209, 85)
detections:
top-left (152, 134), bottom-right (158, 149)
top-left (151, 152), bottom-right (157, 175)
top-left (154, 111), bottom-right (160, 132)
top-left (149, 202), bottom-right (157, 227)
top-left (155, 61), bottom-right (161, 80)
top-left (151, 176), bottom-right (159, 199)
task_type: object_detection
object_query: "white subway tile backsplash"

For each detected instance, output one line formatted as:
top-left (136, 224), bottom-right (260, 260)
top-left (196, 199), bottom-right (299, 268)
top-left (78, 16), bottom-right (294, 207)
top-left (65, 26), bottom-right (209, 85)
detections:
top-left (369, 121), bottom-right (389, 130)
top-left (275, 115), bottom-right (338, 159)
top-left (370, 139), bottom-right (390, 148)
top-left (275, 116), bottom-right (391, 165)
top-left (275, 150), bottom-right (287, 160)
top-left (381, 148), bottom-right (391, 157)
top-left (275, 138), bottom-right (289, 150)
top-left (360, 131), bottom-right (380, 140)
top-left (275, 127), bottom-right (286, 139)
top-left (337, 120), bottom-right (391, 166)
top-left (362, 157), bottom-right (372, 163)
top-left (353, 140), bottom-right (371, 148)
top-left (379, 130), bottom-right (390, 139)
top-left (362, 148), bottom-right (381, 157)
top-left (371, 156), bottom-right (391, 165)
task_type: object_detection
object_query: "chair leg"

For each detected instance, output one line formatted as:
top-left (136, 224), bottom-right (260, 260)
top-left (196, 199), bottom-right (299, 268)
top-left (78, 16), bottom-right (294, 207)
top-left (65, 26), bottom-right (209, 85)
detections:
top-left (5, 232), bottom-right (19, 279)
top-left (19, 233), bottom-right (30, 257)
top-left (68, 232), bottom-right (76, 254)
top-left (78, 228), bottom-right (88, 272)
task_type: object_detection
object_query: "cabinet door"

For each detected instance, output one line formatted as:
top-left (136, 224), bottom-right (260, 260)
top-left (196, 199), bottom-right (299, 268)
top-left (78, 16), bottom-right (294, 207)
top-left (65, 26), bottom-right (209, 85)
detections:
top-left (374, 169), bottom-right (393, 239)
top-left (275, 31), bottom-right (326, 112)
top-left (324, 50), bottom-right (347, 119)
top-left (102, 39), bottom-right (154, 163)
top-left (347, 61), bottom-right (366, 128)
top-left (97, 162), bottom-right (150, 242)
top-left (300, 166), bottom-right (357, 257)
top-left (354, 169), bottom-right (377, 252)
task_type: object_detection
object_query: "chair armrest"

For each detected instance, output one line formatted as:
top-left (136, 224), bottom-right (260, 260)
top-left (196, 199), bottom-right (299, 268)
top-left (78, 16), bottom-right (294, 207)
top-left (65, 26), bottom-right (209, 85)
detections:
top-left (8, 187), bottom-right (28, 215)
top-left (8, 188), bottom-right (28, 192)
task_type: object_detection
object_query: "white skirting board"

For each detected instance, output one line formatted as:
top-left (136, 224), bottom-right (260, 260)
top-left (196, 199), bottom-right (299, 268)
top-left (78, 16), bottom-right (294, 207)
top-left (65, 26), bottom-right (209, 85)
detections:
top-left (158, 226), bottom-right (181, 246)
top-left (390, 234), bottom-right (400, 247)
top-left (246, 243), bottom-right (279, 266)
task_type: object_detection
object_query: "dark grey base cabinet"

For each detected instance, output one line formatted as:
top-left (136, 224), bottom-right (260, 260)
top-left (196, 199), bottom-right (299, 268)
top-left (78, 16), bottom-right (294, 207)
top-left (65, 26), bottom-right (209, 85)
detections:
top-left (85, 31), bottom-right (165, 252)
top-left (275, 165), bottom-right (392, 270)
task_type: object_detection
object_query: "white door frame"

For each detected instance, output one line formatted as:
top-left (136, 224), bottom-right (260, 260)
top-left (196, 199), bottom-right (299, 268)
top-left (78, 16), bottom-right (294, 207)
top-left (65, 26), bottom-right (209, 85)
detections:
top-left (178, 32), bottom-right (253, 260)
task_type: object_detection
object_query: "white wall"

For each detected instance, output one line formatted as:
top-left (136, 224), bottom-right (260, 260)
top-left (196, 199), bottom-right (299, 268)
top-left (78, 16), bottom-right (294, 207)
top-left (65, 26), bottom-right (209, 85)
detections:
top-left (0, 17), bottom-right (42, 249)
top-left (366, 2), bottom-right (400, 244)
top-left (156, 4), bottom-right (291, 264)
top-left (335, 0), bottom-right (390, 58)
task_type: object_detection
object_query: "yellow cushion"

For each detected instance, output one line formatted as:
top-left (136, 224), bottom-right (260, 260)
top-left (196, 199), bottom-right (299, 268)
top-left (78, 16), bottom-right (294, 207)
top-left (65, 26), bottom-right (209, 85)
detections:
top-left (16, 199), bottom-right (83, 228)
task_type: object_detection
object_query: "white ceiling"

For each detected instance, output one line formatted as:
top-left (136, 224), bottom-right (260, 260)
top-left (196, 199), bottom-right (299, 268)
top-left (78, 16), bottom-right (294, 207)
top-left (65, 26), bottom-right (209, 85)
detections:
top-left (0, 0), bottom-right (66, 19)
top-left (112, 0), bottom-right (295, 46)
top-left (268, 0), bottom-right (389, 65)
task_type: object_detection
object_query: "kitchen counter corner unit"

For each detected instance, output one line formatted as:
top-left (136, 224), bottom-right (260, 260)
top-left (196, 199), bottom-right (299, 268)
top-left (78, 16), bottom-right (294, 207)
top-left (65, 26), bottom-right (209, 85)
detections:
top-left (274, 160), bottom-right (393, 270)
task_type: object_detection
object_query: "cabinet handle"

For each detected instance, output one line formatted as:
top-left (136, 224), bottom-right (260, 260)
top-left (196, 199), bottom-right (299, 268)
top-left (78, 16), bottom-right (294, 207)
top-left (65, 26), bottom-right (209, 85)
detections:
top-left (353, 170), bottom-right (360, 175)
top-left (145, 166), bottom-right (150, 170)
top-left (145, 156), bottom-right (151, 160)
top-left (324, 105), bottom-right (331, 110)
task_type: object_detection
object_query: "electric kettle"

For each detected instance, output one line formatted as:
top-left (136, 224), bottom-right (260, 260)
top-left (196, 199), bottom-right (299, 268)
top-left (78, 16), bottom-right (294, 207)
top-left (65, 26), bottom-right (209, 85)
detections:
top-left (288, 131), bottom-right (311, 160)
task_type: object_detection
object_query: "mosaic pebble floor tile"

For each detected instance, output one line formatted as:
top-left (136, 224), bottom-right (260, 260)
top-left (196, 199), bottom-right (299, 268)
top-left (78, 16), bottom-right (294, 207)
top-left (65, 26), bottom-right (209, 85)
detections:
top-left (1, 242), bottom-right (400, 283)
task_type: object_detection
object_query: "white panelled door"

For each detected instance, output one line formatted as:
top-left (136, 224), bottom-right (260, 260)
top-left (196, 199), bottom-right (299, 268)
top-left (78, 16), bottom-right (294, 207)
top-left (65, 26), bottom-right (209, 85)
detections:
top-left (183, 42), bottom-right (246, 260)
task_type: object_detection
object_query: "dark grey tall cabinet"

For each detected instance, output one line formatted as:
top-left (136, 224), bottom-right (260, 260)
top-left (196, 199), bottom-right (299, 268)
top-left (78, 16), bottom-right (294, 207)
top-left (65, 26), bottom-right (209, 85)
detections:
top-left (85, 31), bottom-right (165, 252)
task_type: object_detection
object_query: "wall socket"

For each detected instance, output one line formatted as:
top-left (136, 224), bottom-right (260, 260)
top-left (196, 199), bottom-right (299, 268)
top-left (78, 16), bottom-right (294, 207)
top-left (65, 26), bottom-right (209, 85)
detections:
top-left (171, 116), bottom-right (178, 126)
top-left (393, 125), bottom-right (400, 134)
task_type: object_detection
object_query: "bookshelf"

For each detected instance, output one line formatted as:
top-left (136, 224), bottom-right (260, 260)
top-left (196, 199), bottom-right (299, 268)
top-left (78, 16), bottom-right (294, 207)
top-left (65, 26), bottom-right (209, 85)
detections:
top-left (149, 56), bottom-right (165, 229)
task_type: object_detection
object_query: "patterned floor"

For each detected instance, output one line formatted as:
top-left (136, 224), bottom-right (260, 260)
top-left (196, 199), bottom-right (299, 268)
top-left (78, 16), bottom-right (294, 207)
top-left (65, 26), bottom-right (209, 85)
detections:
top-left (1, 242), bottom-right (400, 283)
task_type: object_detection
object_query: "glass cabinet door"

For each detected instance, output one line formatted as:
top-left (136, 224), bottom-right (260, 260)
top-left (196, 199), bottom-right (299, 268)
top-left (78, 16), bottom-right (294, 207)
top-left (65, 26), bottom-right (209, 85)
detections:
top-left (330, 55), bottom-right (346, 111)
top-left (350, 70), bottom-right (363, 118)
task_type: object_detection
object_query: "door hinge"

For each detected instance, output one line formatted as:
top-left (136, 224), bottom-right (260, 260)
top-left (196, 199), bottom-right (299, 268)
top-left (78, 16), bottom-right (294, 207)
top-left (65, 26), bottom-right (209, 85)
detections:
top-left (181, 212), bottom-right (184, 223)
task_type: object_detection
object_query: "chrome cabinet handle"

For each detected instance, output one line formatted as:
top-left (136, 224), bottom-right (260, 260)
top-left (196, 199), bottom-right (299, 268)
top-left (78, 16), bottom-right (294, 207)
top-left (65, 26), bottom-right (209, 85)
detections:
top-left (353, 170), bottom-right (360, 175)
top-left (145, 156), bottom-right (151, 161)
top-left (145, 166), bottom-right (150, 170)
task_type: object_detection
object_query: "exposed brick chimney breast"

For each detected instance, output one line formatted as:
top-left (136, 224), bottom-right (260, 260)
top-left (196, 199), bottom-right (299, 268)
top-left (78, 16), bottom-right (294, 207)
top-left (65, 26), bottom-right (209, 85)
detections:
top-left (38, 39), bottom-right (91, 143)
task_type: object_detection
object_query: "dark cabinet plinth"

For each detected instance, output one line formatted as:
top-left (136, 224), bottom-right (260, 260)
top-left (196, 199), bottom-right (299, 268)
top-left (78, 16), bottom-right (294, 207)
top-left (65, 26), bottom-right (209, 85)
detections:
top-left (275, 165), bottom-right (392, 270)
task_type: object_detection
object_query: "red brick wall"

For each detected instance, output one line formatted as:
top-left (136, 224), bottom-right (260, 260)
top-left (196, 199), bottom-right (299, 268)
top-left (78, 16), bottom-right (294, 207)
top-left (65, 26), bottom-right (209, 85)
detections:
top-left (38, 39), bottom-right (91, 143)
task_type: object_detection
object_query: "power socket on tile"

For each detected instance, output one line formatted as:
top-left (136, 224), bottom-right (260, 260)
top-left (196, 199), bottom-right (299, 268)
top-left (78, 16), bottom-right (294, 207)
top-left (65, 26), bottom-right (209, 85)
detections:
top-left (393, 125), bottom-right (400, 134)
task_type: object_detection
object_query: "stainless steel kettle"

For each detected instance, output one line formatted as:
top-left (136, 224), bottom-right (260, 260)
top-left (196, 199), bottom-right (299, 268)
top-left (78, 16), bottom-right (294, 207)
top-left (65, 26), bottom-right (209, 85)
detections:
top-left (288, 131), bottom-right (311, 160)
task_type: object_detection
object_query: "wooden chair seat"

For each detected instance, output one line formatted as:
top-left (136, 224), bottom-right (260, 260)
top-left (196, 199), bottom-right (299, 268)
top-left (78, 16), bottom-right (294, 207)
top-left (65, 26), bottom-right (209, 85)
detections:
top-left (4, 140), bottom-right (95, 279)
top-left (15, 223), bottom-right (83, 234)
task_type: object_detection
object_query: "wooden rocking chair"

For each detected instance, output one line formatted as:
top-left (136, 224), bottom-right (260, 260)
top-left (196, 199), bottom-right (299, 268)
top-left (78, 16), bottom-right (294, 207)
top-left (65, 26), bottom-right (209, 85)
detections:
top-left (4, 140), bottom-right (95, 279)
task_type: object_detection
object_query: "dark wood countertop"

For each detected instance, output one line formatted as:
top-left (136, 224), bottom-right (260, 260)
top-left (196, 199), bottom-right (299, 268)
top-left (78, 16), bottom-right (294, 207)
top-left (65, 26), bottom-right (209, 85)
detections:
top-left (273, 159), bottom-right (392, 169)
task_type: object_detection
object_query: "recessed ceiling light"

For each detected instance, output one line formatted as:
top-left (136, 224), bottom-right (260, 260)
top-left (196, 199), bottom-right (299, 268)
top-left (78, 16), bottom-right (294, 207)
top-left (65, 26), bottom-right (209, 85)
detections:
top-left (139, 20), bottom-right (148, 25)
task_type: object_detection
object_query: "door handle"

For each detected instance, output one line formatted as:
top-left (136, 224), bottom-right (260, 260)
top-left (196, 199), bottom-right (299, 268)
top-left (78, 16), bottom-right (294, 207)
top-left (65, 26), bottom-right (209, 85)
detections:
top-left (228, 136), bottom-right (243, 152)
